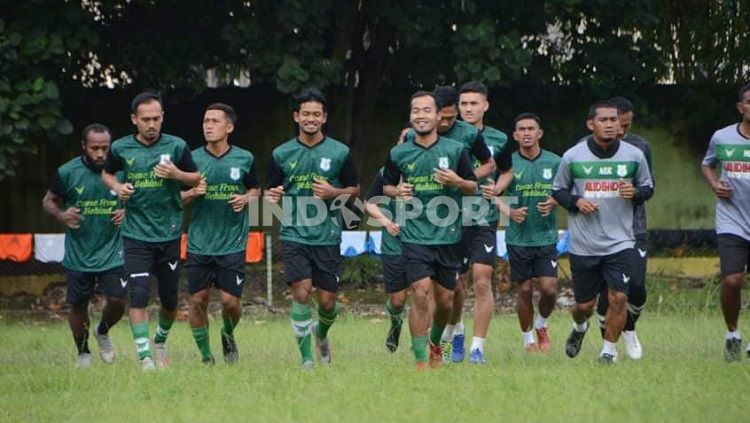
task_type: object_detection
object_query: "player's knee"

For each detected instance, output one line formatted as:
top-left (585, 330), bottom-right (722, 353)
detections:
top-left (517, 281), bottom-right (533, 297)
top-left (69, 299), bottom-right (89, 313)
top-left (129, 282), bottom-right (149, 309)
top-left (608, 290), bottom-right (627, 308)
top-left (105, 296), bottom-right (127, 310)
top-left (576, 299), bottom-right (596, 314)
top-left (540, 283), bottom-right (557, 299)
top-left (160, 294), bottom-right (179, 311)
top-left (189, 293), bottom-right (208, 310)
top-left (473, 277), bottom-right (492, 297)
top-left (390, 292), bottom-right (407, 309)
top-left (723, 274), bottom-right (744, 290)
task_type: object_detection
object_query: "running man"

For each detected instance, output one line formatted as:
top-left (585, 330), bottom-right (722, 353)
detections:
top-left (42, 124), bottom-right (127, 368)
top-left (102, 92), bottom-right (202, 370)
top-left (182, 103), bottom-right (259, 365)
top-left (498, 113), bottom-right (560, 353)
top-left (382, 91), bottom-right (478, 369)
top-left (265, 89), bottom-right (360, 369)
top-left (552, 100), bottom-right (653, 364)
top-left (700, 82), bottom-right (750, 361)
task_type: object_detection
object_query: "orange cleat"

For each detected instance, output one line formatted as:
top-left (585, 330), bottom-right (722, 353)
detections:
top-left (525, 342), bottom-right (539, 354)
top-left (415, 361), bottom-right (429, 371)
top-left (536, 327), bottom-right (551, 353)
top-left (429, 342), bottom-right (443, 368)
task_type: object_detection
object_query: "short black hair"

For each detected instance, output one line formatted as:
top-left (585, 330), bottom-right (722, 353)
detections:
top-left (433, 86), bottom-right (458, 108)
top-left (587, 100), bottom-right (618, 119)
top-left (739, 82), bottom-right (750, 101)
top-left (410, 91), bottom-right (441, 110)
top-left (294, 88), bottom-right (327, 112)
top-left (609, 96), bottom-right (634, 114)
top-left (81, 123), bottom-right (111, 144)
top-left (514, 113), bottom-right (541, 127)
top-left (206, 102), bottom-right (237, 124)
top-left (131, 91), bottom-right (162, 114)
top-left (459, 81), bottom-right (488, 97)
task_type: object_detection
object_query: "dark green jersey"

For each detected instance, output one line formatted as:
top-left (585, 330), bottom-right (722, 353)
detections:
top-left (382, 136), bottom-right (477, 245)
top-left (367, 168), bottom-right (402, 255)
top-left (476, 126), bottom-right (509, 224)
top-left (49, 157), bottom-right (123, 272)
top-left (407, 120), bottom-right (491, 163)
top-left (506, 149), bottom-right (561, 247)
top-left (266, 137), bottom-right (359, 246)
top-left (104, 134), bottom-right (197, 242)
top-left (187, 146), bottom-right (258, 255)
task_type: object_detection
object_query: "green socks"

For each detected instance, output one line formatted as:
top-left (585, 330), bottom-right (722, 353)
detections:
top-left (131, 322), bottom-right (151, 360)
top-left (154, 315), bottom-right (174, 344)
top-left (412, 336), bottom-right (428, 362)
top-left (316, 304), bottom-right (339, 339)
top-left (192, 327), bottom-right (213, 361)
top-left (430, 323), bottom-right (445, 345)
top-left (385, 299), bottom-right (404, 327)
top-left (222, 317), bottom-right (239, 339)
top-left (291, 301), bottom-right (313, 363)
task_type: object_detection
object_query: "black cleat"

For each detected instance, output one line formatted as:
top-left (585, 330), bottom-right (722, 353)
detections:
top-left (565, 328), bottom-right (587, 358)
top-left (222, 332), bottom-right (239, 364)
top-left (598, 353), bottom-right (616, 365)
top-left (725, 338), bottom-right (742, 362)
top-left (386, 322), bottom-right (402, 353)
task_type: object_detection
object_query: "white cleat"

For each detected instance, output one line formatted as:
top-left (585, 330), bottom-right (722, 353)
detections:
top-left (76, 353), bottom-right (92, 369)
top-left (95, 332), bottom-right (116, 364)
top-left (153, 342), bottom-right (171, 369)
top-left (622, 330), bottom-right (643, 360)
top-left (140, 356), bottom-right (156, 371)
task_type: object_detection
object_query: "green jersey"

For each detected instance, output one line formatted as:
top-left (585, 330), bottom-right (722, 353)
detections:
top-left (104, 133), bottom-right (197, 242)
top-left (49, 156), bottom-right (123, 272)
top-left (382, 136), bottom-right (477, 245)
top-left (476, 126), bottom-right (510, 224)
top-left (187, 146), bottom-right (258, 255)
top-left (367, 168), bottom-right (402, 255)
top-left (505, 149), bottom-right (561, 247)
top-left (266, 137), bottom-right (359, 246)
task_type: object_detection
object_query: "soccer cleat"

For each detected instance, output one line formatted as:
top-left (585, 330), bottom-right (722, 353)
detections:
top-left (202, 356), bottom-right (216, 366)
top-left (312, 323), bottom-right (331, 365)
top-left (725, 338), bottom-right (742, 362)
top-left (95, 331), bottom-right (116, 364)
top-left (301, 360), bottom-right (314, 371)
top-left (536, 327), bottom-right (551, 353)
top-left (76, 353), bottom-right (92, 369)
top-left (451, 334), bottom-right (465, 362)
top-left (746, 342), bottom-right (750, 359)
top-left (525, 343), bottom-right (539, 354)
top-left (414, 361), bottom-right (428, 371)
top-left (153, 341), bottom-right (171, 369)
top-left (221, 332), bottom-right (239, 364)
top-left (140, 356), bottom-right (156, 371)
top-left (385, 322), bottom-right (401, 353)
top-left (622, 330), bottom-right (642, 360)
top-left (440, 340), bottom-right (452, 363)
top-left (468, 348), bottom-right (485, 364)
top-left (565, 328), bottom-right (587, 358)
top-left (598, 353), bottom-right (616, 365)
top-left (429, 342), bottom-right (443, 368)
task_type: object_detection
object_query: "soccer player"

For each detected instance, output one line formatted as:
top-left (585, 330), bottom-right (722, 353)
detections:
top-left (700, 82), bottom-right (750, 361)
top-left (382, 91), bottom-right (478, 369)
top-left (451, 81), bottom-right (513, 363)
top-left (595, 97), bottom-right (655, 360)
top-left (552, 100), bottom-right (653, 364)
top-left (265, 89), bottom-right (360, 369)
top-left (102, 92), bottom-right (202, 370)
top-left (498, 113), bottom-right (560, 353)
top-left (42, 124), bottom-right (127, 368)
top-left (182, 103), bottom-right (259, 365)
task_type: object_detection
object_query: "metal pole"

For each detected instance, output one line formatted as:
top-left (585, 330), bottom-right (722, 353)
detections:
top-left (265, 233), bottom-right (273, 308)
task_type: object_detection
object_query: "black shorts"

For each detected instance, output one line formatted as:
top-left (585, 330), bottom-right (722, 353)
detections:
top-left (402, 243), bottom-right (460, 290)
top-left (507, 244), bottom-right (558, 283)
top-left (65, 266), bottom-right (127, 307)
top-left (569, 248), bottom-right (634, 303)
top-left (122, 237), bottom-right (181, 308)
top-left (281, 240), bottom-right (342, 293)
top-left (382, 254), bottom-right (408, 294)
top-left (457, 222), bottom-right (498, 273)
top-left (718, 233), bottom-right (750, 278)
top-left (186, 251), bottom-right (246, 297)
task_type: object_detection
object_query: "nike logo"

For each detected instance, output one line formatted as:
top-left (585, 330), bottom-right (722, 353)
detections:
top-left (120, 278), bottom-right (128, 288)
top-left (638, 248), bottom-right (647, 258)
top-left (513, 172), bottom-right (523, 179)
top-left (623, 274), bottom-right (630, 284)
top-left (74, 186), bottom-right (85, 195)
top-left (551, 260), bottom-right (558, 268)
top-left (583, 166), bottom-right (593, 175)
top-left (235, 275), bottom-right (244, 286)
top-left (168, 261), bottom-right (178, 271)
top-left (726, 148), bottom-right (736, 157)
top-left (484, 243), bottom-right (495, 253)
top-left (125, 157), bottom-right (135, 166)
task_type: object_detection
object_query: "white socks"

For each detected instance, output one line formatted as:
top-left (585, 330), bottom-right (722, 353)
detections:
top-left (470, 337), bottom-right (485, 352)
top-left (534, 315), bottom-right (547, 330)
top-left (574, 321), bottom-right (589, 333)
top-left (726, 330), bottom-right (741, 340)
top-left (454, 321), bottom-right (465, 336)
top-left (601, 340), bottom-right (617, 356)
top-left (522, 330), bottom-right (535, 346)
top-left (441, 324), bottom-right (456, 342)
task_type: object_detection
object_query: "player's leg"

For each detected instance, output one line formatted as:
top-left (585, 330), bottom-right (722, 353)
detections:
top-left (598, 249), bottom-right (631, 364)
top-left (595, 287), bottom-right (608, 338)
top-left (283, 241), bottom-right (315, 368)
top-left (403, 243), bottom-right (438, 369)
top-left (509, 245), bottom-right (536, 352)
top-left (94, 267), bottom-right (128, 364)
top-left (623, 238), bottom-right (647, 359)
top-left (442, 229), bottom-right (469, 362)
top-left (152, 239), bottom-right (181, 368)
top-left (468, 223), bottom-right (497, 363)
top-left (430, 246), bottom-right (459, 367)
top-left (384, 254), bottom-right (408, 352)
top-left (65, 269), bottom-right (95, 368)
top-left (123, 237), bottom-right (156, 370)
top-left (717, 234), bottom-right (749, 361)
top-left (311, 245), bottom-right (342, 365)
top-left (565, 253), bottom-right (600, 358)
top-left (186, 253), bottom-right (214, 364)
top-left (215, 251), bottom-right (246, 364)
top-left (532, 245), bottom-right (559, 353)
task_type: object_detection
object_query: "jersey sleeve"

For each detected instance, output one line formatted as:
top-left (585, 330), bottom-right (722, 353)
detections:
top-left (471, 132), bottom-right (492, 162)
top-left (495, 144), bottom-right (513, 172)
top-left (339, 153), bottom-right (359, 187)
top-left (265, 155), bottom-right (285, 189)
top-left (243, 161), bottom-right (260, 189)
top-left (103, 149), bottom-right (124, 174)
top-left (702, 133), bottom-right (719, 167)
top-left (551, 154), bottom-right (580, 211)
top-left (367, 171), bottom-right (385, 200)
top-left (633, 150), bottom-right (655, 203)
top-left (48, 170), bottom-right (65, 197)
top-left (382, 153), bottom-right (402, 186)
top-left (456, 150), bottom-right (477, 181)
top-left (176, 147), bottom-right (198, 172)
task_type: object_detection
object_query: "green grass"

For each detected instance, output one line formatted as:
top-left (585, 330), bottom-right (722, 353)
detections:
top-left (1, 310), bottom-right (749, 422)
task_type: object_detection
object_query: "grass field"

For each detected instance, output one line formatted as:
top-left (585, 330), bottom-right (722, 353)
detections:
top-left (2, 308), bottom-right (750, 422)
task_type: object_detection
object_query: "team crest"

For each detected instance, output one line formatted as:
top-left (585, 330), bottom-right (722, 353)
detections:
top-left (230, 167), bottom-right (241, 181)
top-left (438, 157), bottom-right (449, 169)
top-left (616, 164), bottom-right (628, 177)
top-left (542, 168), bottom-right (552, 180)
top-left (320, 157), bottom-right (331, 171)
top-left (159, 154), bottom-right (171, 165)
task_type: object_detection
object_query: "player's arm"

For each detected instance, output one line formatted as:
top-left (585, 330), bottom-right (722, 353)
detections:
top-left (382, 154), bottom-right (407, 199)
top-left (364, 172), bottom-right (399, 236)
top-left (312, 153), bottom-right (360, 200)
top-left (228, 162), bottom-right (261, 212)
top-left (181, 176), bottom-right (207, 205)
top-left (700, 136), bottom-right (732, 198)
top-left (154, 148), bottom-right (201, 187)
top-left (471, 132), bottom-right (495, 180)
top-left (551, 155), bottom-right (593, 213)
top-left (490, 145), bottom-right (514, 195)
top-left (629, 152), bottom-right (654, 202)
top-left (440, 150), bottom-right (478, 195)
top-left (102, 151), bottom-right (135, 201)
top-left (42, 172), bottom-right (82, 229)
top-left (265, 155), bottom-right (286, 203)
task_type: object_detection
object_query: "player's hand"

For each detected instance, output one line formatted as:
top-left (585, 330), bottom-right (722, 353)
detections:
top-left (58, 207), bottom-right (83, 229)
top-left (312, 177), bottom-right (336, 200)
top-left (618, 178), bottom-right (636, 199)
top-left (265, 186), bottom-right (284, 204)
top-left (509, 207), bottom-right (528, 224)
top-left (711, 179), bottom-right (732, 198)
top-left (433, 168), bottom-right (463, 187)
top-left (193, 176), bottom-right (208, 196)
top-left (110, 209), bottom-right (125, 226)
top-left (385, 221), bottom-right (400, 237)
top-left (575, 198), bottom-right (599, 214)
top-left (228, 194), bottom-right (249, 212)
top-left (397, 182), bottom-right (414, 200)
top-left (116, 182), bottom-right (135, 201)
top-left (154, 159), bottom-right (179, 179)
top-left (537, 195), bottom-right (557, 216)
top-left (480, 179), bottom-right (496, 200)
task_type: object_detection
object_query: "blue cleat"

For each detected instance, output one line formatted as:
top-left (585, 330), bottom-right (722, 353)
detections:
top-left (468, 348), bottom-right (485, 364)
top-left (452, 334), bottom-right (465, 362)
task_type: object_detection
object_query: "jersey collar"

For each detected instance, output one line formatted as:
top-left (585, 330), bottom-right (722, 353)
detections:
top-left (736, 123), bottom-right (750, 140)
top-left (586, 136), bottom-right (620, 159)
top-left (132, 133), bottom-right (163, 148)
top-left (204, 145), bottom-right (233, 159)
top-left (79, 155), bottom-right (103, 173)
top-left (296, 136), bottom-right (327, 149)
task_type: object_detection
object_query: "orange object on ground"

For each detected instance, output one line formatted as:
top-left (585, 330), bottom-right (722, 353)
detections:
top-left (0, 234), bottom-right (34, 262)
